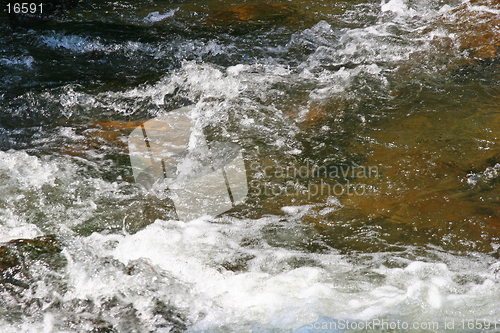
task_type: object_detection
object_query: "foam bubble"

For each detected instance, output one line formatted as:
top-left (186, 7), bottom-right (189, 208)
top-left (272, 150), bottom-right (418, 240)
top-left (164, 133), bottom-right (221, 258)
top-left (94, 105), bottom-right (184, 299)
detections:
top-left (0, 150), bottom-right (57, 190)
top-left (39, 34), bottom-right (109, 53)
top-left (80, 218), bottom-right (498, 331)
top-left (381, 0), bottom-right (416, 17)
top-left (0, 208), bottom-right (43, 243)
top-left (144, 9), bottom-right (178, 23)
top-left (0, 56), bottom-right (34, 68)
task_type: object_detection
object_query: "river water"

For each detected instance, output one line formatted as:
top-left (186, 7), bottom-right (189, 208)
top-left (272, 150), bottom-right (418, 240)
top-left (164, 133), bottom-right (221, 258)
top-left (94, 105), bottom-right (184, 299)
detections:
top-left (1, 0), bottom-right (500, 331)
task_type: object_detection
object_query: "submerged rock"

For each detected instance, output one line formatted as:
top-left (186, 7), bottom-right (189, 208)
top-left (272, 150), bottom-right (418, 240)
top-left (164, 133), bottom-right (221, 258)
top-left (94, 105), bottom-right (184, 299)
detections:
top-left (205, 1), bottom-right (307, 32)
top-left (0, 235), bottom-right (64, 289)
top-left (441, 0), bottom-right (500, 60)
top-left (211, 2), bottom-right (296, 24)
top-left (0, 235), bottom-right (68, 328)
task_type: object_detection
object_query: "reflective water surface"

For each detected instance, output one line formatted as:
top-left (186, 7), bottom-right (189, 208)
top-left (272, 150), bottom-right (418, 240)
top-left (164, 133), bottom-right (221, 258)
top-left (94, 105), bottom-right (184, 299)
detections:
top-left (1, 0), bottom-right (500, 331)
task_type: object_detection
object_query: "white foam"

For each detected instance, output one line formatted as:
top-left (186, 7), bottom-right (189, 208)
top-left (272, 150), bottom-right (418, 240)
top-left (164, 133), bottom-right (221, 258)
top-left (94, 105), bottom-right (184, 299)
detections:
top-left (469, 4), bottom-right (500, 15)
top-left (282, 205), bottom-right (313, 216)
top-left (0, 56), bottom-right (34, 68)
top-left (105, 219), bottom-right (341, 329)
top-left (69, 218), bottom-right (496, 331)
top-left (465, 163), bottom-right (500, 187)
top-left (144, 8), bottom-right (178, 23)
top-left (40, 34), bottom-right (109, 53)
top-left (43, 312), bottom-right (55, 333)
top-left (0, 208), bottom-right (43, 243)
top-left (39, 32), bottom-right (165, 57)
top-left (0, 321), bottom-right (46, 333)
top-left (0, 150), bottom-right (57, 190)
top-left (3, 0), bottom-right (500, 330)
top-left (381, 0), bottom-right (416, 17)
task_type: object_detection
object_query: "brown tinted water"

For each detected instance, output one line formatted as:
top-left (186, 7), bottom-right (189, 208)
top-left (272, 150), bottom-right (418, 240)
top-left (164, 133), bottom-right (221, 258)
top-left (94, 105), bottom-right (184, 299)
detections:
top-left (2, 0), bottom-right (500, 331)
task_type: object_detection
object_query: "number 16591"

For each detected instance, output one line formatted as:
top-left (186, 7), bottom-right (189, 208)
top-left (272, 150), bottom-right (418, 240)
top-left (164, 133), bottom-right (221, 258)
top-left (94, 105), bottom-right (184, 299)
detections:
top-left (6, 3), bottom-right (43, 14)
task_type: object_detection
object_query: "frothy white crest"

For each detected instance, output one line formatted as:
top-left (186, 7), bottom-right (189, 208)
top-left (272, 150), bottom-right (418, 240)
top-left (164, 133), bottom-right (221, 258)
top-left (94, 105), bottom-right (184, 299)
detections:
top-left (0, 151), bottom-right (57, 241)
top-left (381, 0), bottom-right (416, 17)
top-left (0, 150), bottom-right (57, 190)
top-left (0, 208), bottom-right (43, 243)
top-left (0, 56), bottom-right (34, 68)
top-left (469, 4), bottom-right (500, 15)
top-left (75, 218), bottom-right (500, 331)
top-left (39, 32), bottom-right (169, 57)
top-left (144, 8), bottom-right (179, 23)
top-left (466, 163), bottom-right (500, 187)
top-left (40, 33), bottom-right (109, 53)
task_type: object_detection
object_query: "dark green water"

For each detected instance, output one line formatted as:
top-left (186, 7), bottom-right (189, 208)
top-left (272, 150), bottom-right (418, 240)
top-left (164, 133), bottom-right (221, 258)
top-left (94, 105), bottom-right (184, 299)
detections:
top-left (1, 0), bottom-right (500, 331)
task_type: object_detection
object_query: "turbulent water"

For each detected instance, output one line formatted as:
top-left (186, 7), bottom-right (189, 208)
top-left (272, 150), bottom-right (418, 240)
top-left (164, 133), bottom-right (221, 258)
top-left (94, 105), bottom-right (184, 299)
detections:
top-left (1, 0), bottom-right (500, 331)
